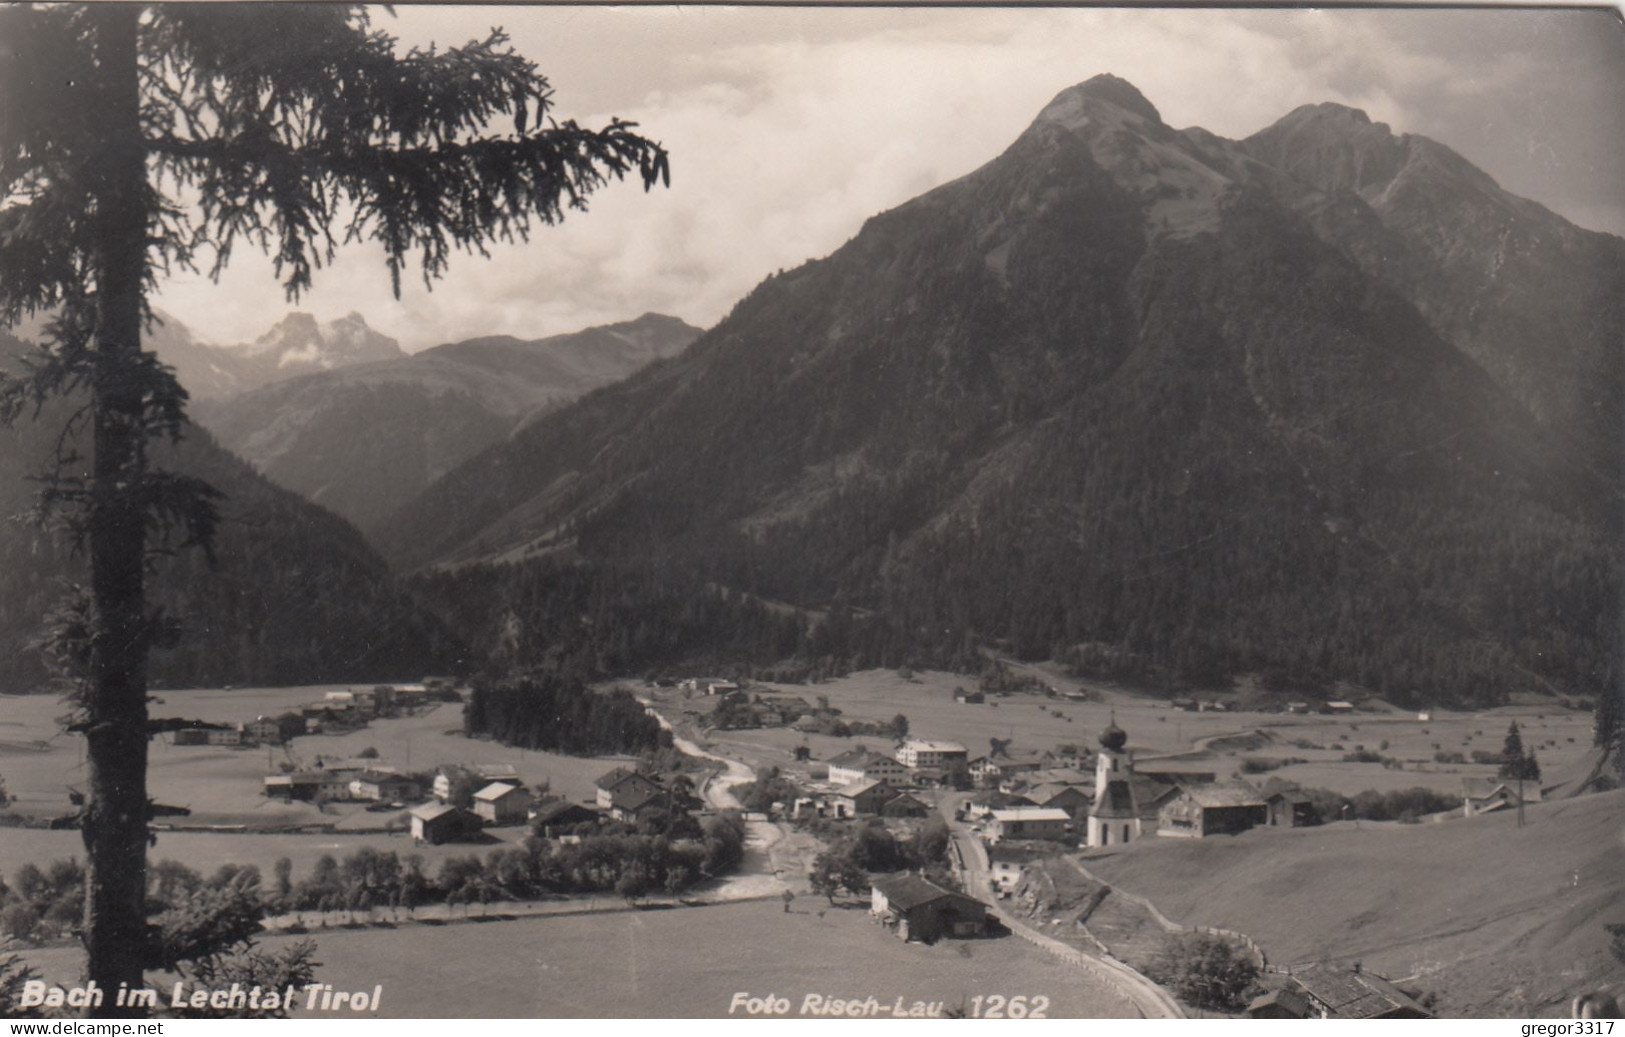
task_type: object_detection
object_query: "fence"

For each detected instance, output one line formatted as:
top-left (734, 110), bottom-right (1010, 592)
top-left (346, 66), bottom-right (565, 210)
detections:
top-left (1069, 858), bottom-right (1271, 970)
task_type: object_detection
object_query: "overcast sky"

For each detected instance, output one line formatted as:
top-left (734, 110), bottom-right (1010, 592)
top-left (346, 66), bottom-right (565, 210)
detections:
top-left (151, 4), bottom-right (1625, 352)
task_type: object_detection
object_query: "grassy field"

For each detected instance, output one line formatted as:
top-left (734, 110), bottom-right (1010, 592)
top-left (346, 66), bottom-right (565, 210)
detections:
top-left (0, 685), bottom-right (634, 882)
top-left (1083, 790), bottom-right (1625, 1017)
top-left (18, 898), bottom-right (1141, 1018)
top-left (665, 669), bottom-right (1595, 797)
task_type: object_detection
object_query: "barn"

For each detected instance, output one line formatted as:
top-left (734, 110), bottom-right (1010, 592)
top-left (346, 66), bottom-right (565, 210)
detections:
top-left (1158, 783), bottom-right (1268, 838)
top-left (869, 874), bottom-right (989, 943)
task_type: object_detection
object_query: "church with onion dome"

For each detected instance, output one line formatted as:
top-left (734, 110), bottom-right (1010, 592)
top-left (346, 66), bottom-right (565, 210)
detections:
top-left (1087, 715), bottom-right (1143, 848)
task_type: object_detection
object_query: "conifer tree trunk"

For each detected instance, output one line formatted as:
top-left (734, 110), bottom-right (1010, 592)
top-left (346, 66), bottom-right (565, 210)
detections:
top-left (81, 4), bottom-right (152, 1013)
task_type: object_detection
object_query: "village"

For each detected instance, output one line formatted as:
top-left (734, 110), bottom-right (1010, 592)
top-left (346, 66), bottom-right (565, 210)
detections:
top-left (1, 664), bottom-right (1613, 1019)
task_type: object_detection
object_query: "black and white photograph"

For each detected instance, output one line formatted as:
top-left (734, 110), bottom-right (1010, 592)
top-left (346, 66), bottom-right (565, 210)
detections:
top-left (1, 1), bottom-right (1623, 1021)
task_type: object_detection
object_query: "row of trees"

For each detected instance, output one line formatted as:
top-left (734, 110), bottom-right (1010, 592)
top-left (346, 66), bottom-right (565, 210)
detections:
top-left (272, 815), bottom-right (745, 918)
top-left (806, 817), bottom-right (953, 904)
top-left (463, 674), bottom-right (666, 754)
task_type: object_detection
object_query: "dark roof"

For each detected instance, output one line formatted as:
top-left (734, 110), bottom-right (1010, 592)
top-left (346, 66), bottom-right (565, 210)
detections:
top-left (838, 778), bottom-right (889, 798)
top-left (1091, 778), bottom-right (1137, 819)
top-left (611, 784), bottom-right (669, 812)
top-left (595, 766), bottom-right (640, 790)
top-left (870, 873), bottom-right (982, 913)
top-left (530, 799), bottom-right (602, 825)
top-left (1182, 782), bottom-right (1267, 809)
top-left (1247, 989), bottom-right (1310, 1018)
top-left (1292, 965), bottom-right (1432, 1019)
top-left (354, 770), bottom-right (409, 785)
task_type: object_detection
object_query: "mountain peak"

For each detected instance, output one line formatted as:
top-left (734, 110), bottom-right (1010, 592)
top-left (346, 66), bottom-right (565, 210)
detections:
top-left (1038, 74), bottom-right (1163, 128)
top-left (1074, 74), bottom-right (1161, 121)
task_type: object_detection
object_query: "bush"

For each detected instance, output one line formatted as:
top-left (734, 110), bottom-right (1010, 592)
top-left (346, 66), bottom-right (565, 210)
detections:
top-left (1150, 932), bottom-right (1258, 1011)
top-left (1342, 750), bottom-right (1383, 763)
top-left (1433, 751), bottom-right (1466, 764)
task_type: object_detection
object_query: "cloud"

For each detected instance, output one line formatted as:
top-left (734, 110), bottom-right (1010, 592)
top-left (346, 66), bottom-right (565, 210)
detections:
top-left (150, 7), bottom-right (1625, 352)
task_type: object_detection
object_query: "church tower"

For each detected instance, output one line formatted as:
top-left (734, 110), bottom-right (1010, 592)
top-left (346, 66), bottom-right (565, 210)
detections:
top-left (1087, 715), bottom-right (1142, 848)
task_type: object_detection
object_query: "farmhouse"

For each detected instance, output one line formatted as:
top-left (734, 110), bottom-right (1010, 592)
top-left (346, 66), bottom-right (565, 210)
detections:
top-left (1323, 700), bottom-right (1356, 714)
top-left (1461, 777), bottom-right (1542, 817)
top-left (835, 778), bottom-right (895, 816)
top-left (1158, 782), bottom-right (1269, 839)
top-left (434, 763), bottom-right (523, 802)
top-left (989, 807), bottom-right (1073, 843)
top-left (896, 739), bottom-right (968, 770)
top-left (987, 843), bottom-right (1051, 893)
top-left (594, 767), bottom-right (663, 809)
top-left (1025, 784), bottom-right (1091, 819)
top-left (869, 873), bottom-right (989, 943)
top-left (1253, 963), bottom-right (1433, 1019)
top-left (826, 747), bottom-right (909, 786)
top-left (608, 783), bottom-right (671, 822)
top-left (953, 689), bottom-right (985, 704)
top-left (473, 781), bottom-right (534, 825)
top-left (348, 770), bottom-right (420, 803)
top-left (529, 798), bottom-right (603, 835)
top-left (969, 753), bottom-right (1050, 785)
top-left (409, 803), bottom-right (482, 845)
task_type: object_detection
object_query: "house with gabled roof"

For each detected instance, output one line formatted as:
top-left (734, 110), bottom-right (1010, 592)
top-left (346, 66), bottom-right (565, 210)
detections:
top-left (595, 767), bottom-right (662, 809)
top-left (989, 807), bottom-right (1073, 843)
top-left (826, 747), bottom-right (909, 786)
top-left (609, 782), bottom-right (670, 822)
top-left (472, 781), bottom-right (534, 824)
top-left (835, 778), bottom-right (895, 816)
top-left (869, 873), bottom-right (989, 942)
top-left (1252, 963), bottom-right (1433, 1019)
top-left (409, 802), bottom-right (482, 845)
top-left (529, 798), bottom-right (603, 835)
top-left (349, 770), bottom-right (420, 803)
top-left (1461, 776), bottom-right (1542, 817)
top-left (1158, 782), bottom-right (1268, 838)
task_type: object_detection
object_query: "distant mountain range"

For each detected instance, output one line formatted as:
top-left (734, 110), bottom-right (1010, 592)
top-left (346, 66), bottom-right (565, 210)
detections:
top-left (9, 309), bottom-right (409, 401)
top-left (195, 313), bottom-right (701, 532)
top-left (378, 75), bottom-right (1623, 707)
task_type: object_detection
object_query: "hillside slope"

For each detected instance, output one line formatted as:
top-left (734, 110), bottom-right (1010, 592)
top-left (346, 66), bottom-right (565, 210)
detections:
top-left (379, 75), bottom-right (1621, 707)
top-left (0, 332), bottom-right (468, 691)
top-left (1085, 791), bottom-right (1625, 1017)
top-left (197, 313), bottom-right (700, 532)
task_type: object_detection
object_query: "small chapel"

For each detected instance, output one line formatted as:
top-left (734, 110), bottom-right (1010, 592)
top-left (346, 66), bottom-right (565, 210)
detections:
top-left (1086, 716), bottom-right (1142, 848)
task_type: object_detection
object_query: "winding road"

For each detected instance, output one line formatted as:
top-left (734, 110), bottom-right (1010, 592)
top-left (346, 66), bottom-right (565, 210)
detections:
top-left (941, 793), bottom-right (1185, 1019)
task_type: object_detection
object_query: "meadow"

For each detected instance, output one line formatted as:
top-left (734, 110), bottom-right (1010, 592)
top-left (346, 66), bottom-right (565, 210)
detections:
top-left (19, 898), bottom-right (1142, 1018)
top-left (672, 668), bottom-right (1596, 797)
top-left (0, 684), bottom-right (633, 882)
top-left (1083, 790), bottom-right (1625, 1017)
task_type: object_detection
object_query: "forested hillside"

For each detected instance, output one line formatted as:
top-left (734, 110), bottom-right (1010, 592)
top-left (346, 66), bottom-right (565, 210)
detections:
top-left (0, 332), bottom-right (468, 692)
top-left (386, 77), bottom-right (1621, 709)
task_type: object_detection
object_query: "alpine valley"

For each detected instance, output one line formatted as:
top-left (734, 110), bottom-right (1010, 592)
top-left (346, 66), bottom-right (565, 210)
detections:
top-left (380, 76), bottom-right (1623, 709)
